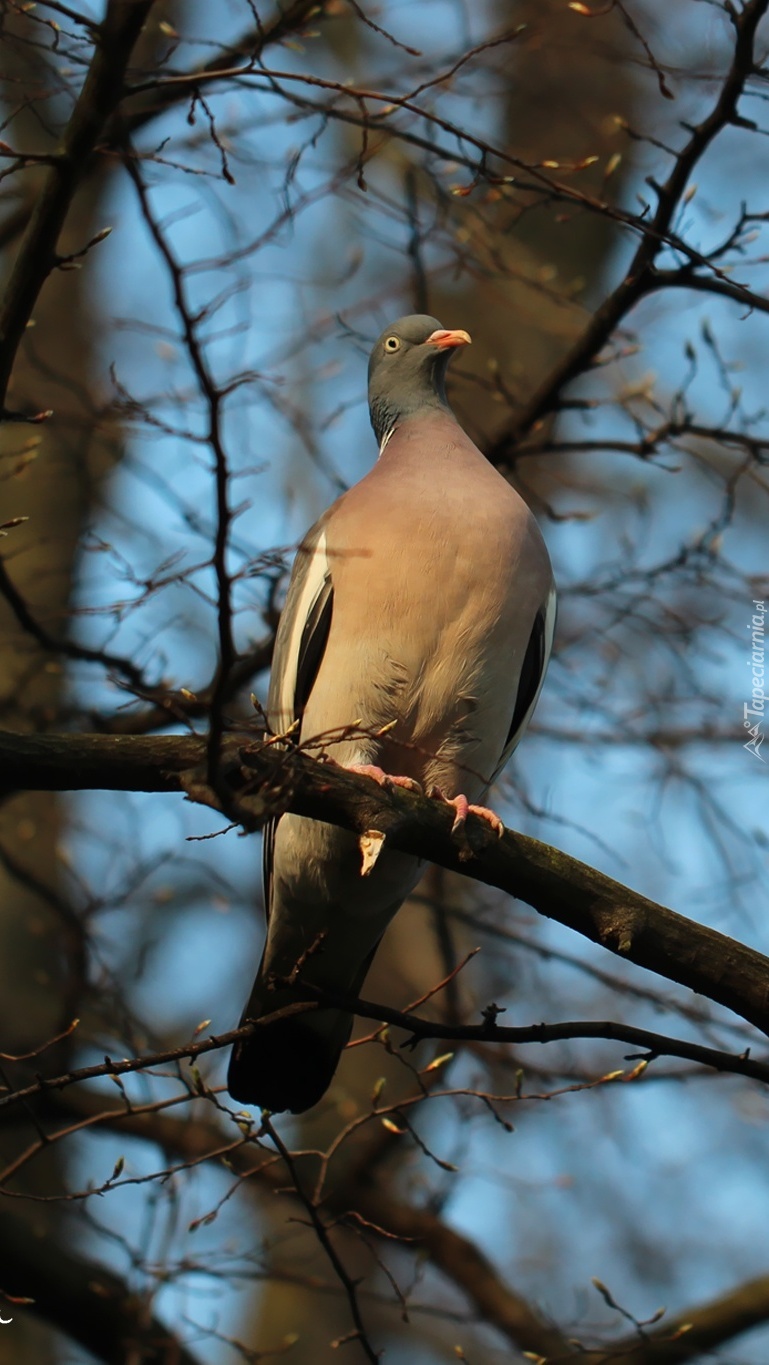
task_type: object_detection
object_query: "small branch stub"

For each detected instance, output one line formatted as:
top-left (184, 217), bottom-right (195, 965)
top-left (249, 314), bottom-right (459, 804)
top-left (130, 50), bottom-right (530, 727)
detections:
top-left (359, 829), bottom-right (386, 876)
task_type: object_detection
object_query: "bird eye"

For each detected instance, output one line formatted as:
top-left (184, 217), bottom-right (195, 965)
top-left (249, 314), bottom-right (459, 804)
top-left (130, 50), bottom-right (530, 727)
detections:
top-left (384, 336), bottom-right (401, 353)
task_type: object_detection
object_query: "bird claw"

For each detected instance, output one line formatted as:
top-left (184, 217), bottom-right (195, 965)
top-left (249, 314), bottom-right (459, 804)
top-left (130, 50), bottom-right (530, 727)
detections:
top-left (430, 787), bottom-right (505, 859)
top-left (346, 763), bottom-right (423, 795)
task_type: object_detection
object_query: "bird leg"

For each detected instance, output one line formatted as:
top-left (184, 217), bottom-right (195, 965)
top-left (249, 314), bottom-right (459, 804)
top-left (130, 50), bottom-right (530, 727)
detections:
top-left (343, 765), bottom-right (423, 876)
top-left (345, 763), bottom-right (423, 794)
top-left (430, 787), bottom-right (505, 855)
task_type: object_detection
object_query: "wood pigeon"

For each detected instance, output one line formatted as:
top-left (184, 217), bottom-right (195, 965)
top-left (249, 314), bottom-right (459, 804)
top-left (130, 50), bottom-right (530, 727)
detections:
top-left (227, 314), bottom-right (556, 1113)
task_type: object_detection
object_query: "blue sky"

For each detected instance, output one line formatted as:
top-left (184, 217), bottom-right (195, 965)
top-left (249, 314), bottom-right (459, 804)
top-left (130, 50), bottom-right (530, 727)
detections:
top-left (49, 2), bottom-right (769, 1360)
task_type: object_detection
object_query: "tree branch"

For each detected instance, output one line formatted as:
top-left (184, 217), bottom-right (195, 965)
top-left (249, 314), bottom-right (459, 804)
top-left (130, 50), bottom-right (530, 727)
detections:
top-left (1, 1001), bottom-right (764, 1119)
top-left (487, 0), bottom-right (769, 458)
top-left (608, 1274), bottom-right (769, 1365)
top-left (0, 1), bottom-right (329, 257)
top-left (0, 0), bottom-right (155, 413)
top-left (2, 728), bottom-right (769, 1044)
top-left (278, 987), bottom-right (769, 1085)
top-left (37, 1092), bottom-right (769, 1365)
top-left (0, 1208), bottom-right (202, 1365)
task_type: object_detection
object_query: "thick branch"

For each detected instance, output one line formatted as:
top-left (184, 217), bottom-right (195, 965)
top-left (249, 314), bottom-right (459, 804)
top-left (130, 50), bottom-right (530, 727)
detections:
top-left (0, 1), bottom-right (328, 257)
top-left (615, 1274), bottom-right (769, 1365)
top-left (488, 0), bottom-right (769, 457)
top-left (0, 1208), bottom-right (202, 1365)
top-left (40, 1094), bottom-right (769, 1365)
top-left (0, 729), bottom-right (201, 794)
top-left (3, 729), bottom-right (769, 1042)
top-left (0, 0), bottom-right (155, 411)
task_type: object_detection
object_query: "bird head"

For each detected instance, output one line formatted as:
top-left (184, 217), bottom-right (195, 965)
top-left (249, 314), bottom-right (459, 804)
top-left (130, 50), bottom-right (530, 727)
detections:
top-left (367, 314), bottom-right (471, 448)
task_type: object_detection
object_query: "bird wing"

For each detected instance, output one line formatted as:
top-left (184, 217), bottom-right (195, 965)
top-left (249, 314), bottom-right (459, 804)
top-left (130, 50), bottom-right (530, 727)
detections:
top-left (491, 582), bottom-right (557, 787)
top-left (268, 520), bottom-right (335, 736)
top-left (263, 519), bottom-right (334, 922)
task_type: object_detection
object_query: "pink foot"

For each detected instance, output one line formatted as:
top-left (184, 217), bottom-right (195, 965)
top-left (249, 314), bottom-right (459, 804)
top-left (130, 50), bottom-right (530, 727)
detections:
top-left (347, 763), bottom-right (423, 794)
top-left (431, 787), bottom-right (505, 839)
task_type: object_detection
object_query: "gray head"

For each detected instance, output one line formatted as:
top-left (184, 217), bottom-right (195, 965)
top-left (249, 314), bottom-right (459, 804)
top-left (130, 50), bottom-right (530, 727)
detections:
top-left (367, 314), bottom-right (471, 447)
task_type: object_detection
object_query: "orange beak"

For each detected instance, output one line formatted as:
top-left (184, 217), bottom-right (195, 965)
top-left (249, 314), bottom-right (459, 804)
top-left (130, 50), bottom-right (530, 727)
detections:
top-left (425, 328), bottom-right (472, 350)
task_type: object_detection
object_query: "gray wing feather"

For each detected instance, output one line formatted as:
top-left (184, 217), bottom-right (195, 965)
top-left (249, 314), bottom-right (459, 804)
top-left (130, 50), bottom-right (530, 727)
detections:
top-left (490, 584), bottom-right (557, 787)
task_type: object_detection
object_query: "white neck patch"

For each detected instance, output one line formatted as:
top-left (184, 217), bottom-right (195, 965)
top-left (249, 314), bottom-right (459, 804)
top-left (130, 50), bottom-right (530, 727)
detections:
top-left (378, 425), bottom-right (396, 457)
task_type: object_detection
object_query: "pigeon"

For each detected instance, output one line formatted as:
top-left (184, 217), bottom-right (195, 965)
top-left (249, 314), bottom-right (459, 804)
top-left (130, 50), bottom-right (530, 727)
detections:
top-left (227, 314), bottom-right (555, 1112)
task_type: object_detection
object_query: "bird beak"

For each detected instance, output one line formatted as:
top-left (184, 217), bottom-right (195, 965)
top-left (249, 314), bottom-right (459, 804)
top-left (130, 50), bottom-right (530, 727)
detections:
top-left (425, 328), bottom-right (472, 350)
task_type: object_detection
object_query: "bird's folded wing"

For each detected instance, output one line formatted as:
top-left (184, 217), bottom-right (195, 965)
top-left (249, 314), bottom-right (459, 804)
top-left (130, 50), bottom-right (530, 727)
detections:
top-left (263, 516), bottom-right (335, 921)
top-left (269, 519), bottom-right (335, 735)
top-left (491, 582), bottom-right (557, 787)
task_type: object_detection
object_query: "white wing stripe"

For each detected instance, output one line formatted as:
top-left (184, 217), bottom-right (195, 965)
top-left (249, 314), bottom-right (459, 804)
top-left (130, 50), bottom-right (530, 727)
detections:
top-left (276, 529), bottom-right (330, 732)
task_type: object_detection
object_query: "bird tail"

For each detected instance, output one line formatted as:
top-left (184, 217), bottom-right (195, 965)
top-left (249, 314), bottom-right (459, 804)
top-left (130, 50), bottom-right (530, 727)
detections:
top-left (227, 944), bottom-right (378, 1114)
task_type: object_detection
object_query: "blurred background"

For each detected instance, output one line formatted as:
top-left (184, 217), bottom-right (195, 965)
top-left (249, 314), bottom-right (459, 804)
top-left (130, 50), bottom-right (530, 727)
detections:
top-left (1, 1), bottom-right (768, 1361)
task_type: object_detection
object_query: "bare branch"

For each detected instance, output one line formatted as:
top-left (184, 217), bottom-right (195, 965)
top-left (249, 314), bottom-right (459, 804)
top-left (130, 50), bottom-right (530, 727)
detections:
top-left (0, 0), bottom-right (155, 414)
top-left (0, 1207), bottom-right (203, 1365)
top-left (2, 729), bottom-right (769, 1043)
top-left (488, 0), bottom-right (769, 458)
top-left (35, 1093), bottom-right (769, 1365)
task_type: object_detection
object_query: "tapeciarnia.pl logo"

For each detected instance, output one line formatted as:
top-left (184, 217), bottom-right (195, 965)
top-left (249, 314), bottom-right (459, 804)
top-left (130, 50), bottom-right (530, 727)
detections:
top-left (744, 599), bottom-right (766, 762)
